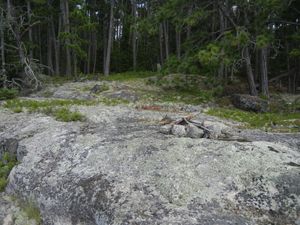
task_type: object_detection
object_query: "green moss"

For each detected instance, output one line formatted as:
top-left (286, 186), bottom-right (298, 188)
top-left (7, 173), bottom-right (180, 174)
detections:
top-left (103, 71), bottom-right (157, 81)
top-left (0, 88), bottom-right (18, 100)
top-left (207, 108), bottom-right (300, 132)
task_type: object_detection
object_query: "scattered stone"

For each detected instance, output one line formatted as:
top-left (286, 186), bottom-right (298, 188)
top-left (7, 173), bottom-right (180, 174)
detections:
top-left (231, 94), bottom-right (269, 112)
top-left (171, 124), bottom-right (187, 137)
top-left (186, 124), bottom-right (205, 138)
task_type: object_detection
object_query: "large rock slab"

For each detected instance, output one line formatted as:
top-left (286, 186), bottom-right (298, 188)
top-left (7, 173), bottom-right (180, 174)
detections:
top-left (0, 106), bottom-right (299, 225)
top-left (231, 94), bottom-right (269, 112)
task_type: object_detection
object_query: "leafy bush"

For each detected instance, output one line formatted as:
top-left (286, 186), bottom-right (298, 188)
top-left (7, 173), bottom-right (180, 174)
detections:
top-left (162, 55), bottom-right (201, 75)
top-left (0, 88), bottom-right (18, 100)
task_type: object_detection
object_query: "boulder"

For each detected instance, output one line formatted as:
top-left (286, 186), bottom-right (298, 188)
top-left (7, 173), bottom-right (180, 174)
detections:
top-left (231, 94), bottom-right (269, 112)
top-left (171, 124), bottom-right (187, 137)
top-left (203, 121), bottom-right (229, 139)
top-left (0, 101), bottom-right (300, 225)
top-left (159, 125), bottom-right (172, 135)
top-left (186, 124), bottom-right (204, 138)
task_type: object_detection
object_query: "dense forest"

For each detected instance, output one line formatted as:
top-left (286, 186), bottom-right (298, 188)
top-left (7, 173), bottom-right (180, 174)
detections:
top-left (0, 0), bottom-right (300, 96)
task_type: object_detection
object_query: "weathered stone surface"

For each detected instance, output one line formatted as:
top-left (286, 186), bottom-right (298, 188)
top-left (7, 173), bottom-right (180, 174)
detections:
top-left (186, 124), bottom-right (204, 138)
top-left (231, 94), bottom-right (269, 112)
top-left (0, 96), bottom-right (299, 225)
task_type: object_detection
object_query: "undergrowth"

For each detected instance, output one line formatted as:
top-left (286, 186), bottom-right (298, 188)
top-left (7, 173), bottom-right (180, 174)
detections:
top-left (4, 99), bottom-right (91, 122)
top-left (0, 152), bottom-right (18, 192)
top-left (0, 88), bottom-right (18, 100)
top-left (207, 108), bottom-right (300, 132)
top-left (103, 71), bottom-right (157, 81)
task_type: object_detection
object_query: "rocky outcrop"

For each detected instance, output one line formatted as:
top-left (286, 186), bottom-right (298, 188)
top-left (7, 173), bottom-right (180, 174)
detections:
top-left (0, 103), bottom-right (299, 225)
top-left (231, 94), bottom-right (269, 112)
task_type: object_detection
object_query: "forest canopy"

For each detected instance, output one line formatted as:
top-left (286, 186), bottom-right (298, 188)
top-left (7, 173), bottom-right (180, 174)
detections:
top-left (0, 0), bottom-right (300, 96)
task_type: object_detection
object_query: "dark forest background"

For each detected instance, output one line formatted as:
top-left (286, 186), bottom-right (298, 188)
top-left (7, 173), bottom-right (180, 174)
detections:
top-left (1, 0), bottom-right (300, 96)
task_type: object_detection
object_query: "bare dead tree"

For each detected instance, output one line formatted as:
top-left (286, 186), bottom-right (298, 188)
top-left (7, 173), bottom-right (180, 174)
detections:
top-left (5, 0), bottom-right (42, 90)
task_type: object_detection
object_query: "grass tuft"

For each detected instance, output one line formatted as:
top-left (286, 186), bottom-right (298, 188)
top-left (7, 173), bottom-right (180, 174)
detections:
top-left (53, 108), bottom-right (85, 122)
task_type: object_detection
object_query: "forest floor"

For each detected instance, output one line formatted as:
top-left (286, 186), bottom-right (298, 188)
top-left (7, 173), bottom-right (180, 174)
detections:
top-left (0, 73), bottom-right (300, 225)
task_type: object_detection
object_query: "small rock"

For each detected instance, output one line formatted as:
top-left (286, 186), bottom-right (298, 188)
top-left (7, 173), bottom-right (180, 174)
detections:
top-left (171, 125), bottom-right (187, 137)
top-left (186, 124), bottom-right (204, 138)
top-left (159, 125), bottom-right (172, 135)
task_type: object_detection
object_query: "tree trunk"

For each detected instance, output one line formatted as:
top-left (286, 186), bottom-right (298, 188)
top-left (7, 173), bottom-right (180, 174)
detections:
top-left (61, 0), bottom-right (71, 76)
top-left (103, 16), bottom-right (107, 74)
top-left (163, 21), bottom-right (169, 60)
top-left (159, 23), bottom-right (164, 65)
top-left (104, 1), bottom-right (114, 76)
top-left (0, 8), bottom-right (6, 76)
top-left (47, 22), bottom-right (53, 75)
top-left (132, 0), bottom-right (137, 71)
top-left (244, 47), bottom-right (258, 96)
top-left (260, 47), bottom-right (269, 97)
top-left (176, 29), bottom-right (181, 60)
top-left (87, 32), bottom-right (92, 74)
top-left (186, 5), bottom-right (192, 40)
top-left (27, 0), bottom-right (33, 60)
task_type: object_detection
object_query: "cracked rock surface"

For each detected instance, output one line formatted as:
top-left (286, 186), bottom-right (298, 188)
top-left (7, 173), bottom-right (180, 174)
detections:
top-left (0, 82), bottom-right (300, 225)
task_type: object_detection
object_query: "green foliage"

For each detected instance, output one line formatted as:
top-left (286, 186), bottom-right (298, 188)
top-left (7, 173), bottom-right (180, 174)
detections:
top-left (103, 71), bottom-right (157, 81)
top-left (0, 152), bottom-right (18, 192)
top-left (289, 49), bottom-right (300, 58)
top-left (207, 108), bottom-right (300, 132)
top-left (0, 178), bottom-right (7, 192)
top-left (161, 55), bottom-right (200, 75)
top-left (256, 34), bottom-right (273, 48)
top-left (0, 88), bottom-right (18, 100)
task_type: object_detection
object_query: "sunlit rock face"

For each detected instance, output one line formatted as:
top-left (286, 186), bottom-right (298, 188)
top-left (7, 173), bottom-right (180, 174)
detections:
top-left (0, 91), bottom-right (299, 225)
